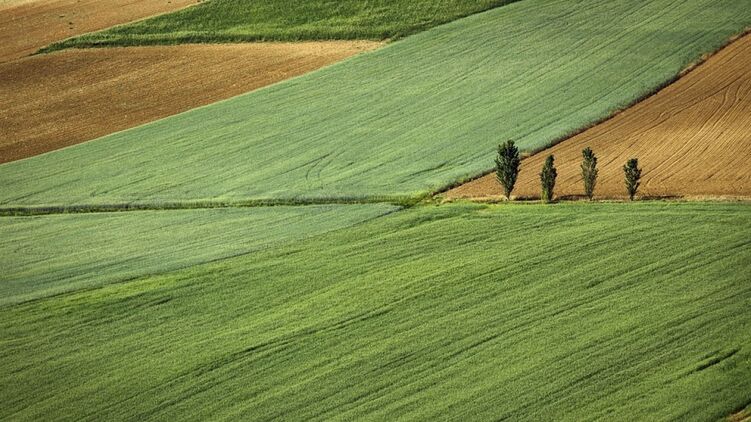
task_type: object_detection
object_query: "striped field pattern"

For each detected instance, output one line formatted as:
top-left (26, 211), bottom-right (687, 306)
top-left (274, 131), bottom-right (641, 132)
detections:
top-left (1, 202), bottom-right (749, 420)
top-left (2, 0), bottom-right (750, 206)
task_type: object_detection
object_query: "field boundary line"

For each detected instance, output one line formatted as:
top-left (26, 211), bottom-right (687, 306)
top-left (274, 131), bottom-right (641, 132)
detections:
top-left (0, 196), bottom-right (424, 217)
top-left (2, 194), bottom-right (749, 217)
top-left (432, 27), bottom-right (751, 198)
top-left (30, 0), bottom-right (206, 57)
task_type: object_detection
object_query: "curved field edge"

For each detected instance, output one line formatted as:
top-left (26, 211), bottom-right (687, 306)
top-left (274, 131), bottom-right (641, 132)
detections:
top-left (444, 33), bottom-right (751, 200)
top-left (38, 0), bottom-right (522, 53)
top-left (0, 41), bottom-right (382, 164)
top-left (0, 0), bottom-right (197, 63)
top-left (2, 0), bottom-right (750, 207)
top-left (0, 203), bottom-right (399, 305)
top-left (1, 202), bottom-right (749, 420)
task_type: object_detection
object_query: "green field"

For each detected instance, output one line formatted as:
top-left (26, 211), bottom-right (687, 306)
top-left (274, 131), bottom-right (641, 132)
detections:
top-left (1, 202), bottom-right (749, 420)
top-left (3, 0), bottom-right (750, 419)
top-left (42, 0), bottom-right (519, 51)
top-left (0, 204), bottom-right (397, 305)
top-left (3, 0), bottom-right (750, 207)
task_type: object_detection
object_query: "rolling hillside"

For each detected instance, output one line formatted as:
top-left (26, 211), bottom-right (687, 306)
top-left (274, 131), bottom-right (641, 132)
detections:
top-left (1, 0), bottom-right (749, 207)
top-left (1, 1), bottom-right (750, 420)
top-left (446, 33), bottom-right (751, 200)
top-left (2, 202), bottom-right (749, 420)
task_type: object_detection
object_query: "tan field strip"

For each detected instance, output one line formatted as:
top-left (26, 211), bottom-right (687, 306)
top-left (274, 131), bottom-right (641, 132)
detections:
top-left (446, 35), bottom-right (751, 201)
top-left (0, 0), bottom-right (197, 63)
top-left (0, 42), bottom-right (381, 163)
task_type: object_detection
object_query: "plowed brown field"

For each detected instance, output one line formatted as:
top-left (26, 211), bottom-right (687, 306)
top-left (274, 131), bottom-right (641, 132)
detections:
top-left (0, 42), bottom-right (381, 163)
top-left (446, 35), bottom-right (751, 201)
top-left (0, 0), bottom-right (197, 63)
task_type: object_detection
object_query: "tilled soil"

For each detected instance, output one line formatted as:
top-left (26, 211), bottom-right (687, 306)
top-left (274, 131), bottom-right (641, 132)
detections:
top-left (0, 42), bottom-right (381, 163)
top-left (0, 0), bottom-right (198, 63)
top-left (446, 35), bottom-right (751, 200)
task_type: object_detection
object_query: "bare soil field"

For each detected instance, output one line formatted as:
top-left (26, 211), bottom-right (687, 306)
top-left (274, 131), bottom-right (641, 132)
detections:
top-left (446, 35), bottom-right (751, 201)
top-left (0, 42), bottom-right (380, 163)
top-left (0, 0), bottom-right (197, 63)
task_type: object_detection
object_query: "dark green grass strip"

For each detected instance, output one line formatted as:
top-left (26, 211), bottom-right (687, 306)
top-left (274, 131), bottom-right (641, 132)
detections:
top-left (40, 0), bottom-right (521, 53)
top-left (0, 195), bottom-right (422, 217)
top-left (1, 202), bottom-right (749, 420)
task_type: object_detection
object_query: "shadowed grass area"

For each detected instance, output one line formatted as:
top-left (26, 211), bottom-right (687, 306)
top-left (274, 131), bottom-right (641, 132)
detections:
top-left (3, 0), bottom-right (750, 207)
top-left (40, 0), bottom-right (519, 52)
top-left (1, 202), bottom-right (749, 420)
top-left (0, 204), bottom-right (398, 305)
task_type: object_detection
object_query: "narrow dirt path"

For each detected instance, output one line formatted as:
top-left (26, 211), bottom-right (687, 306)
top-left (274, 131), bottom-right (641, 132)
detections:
top-left (0, 41), bottom-right (381, 163)
top-left (446, 34), bottom-right (751, 200)
top-left (0, 0), bottom-right (198, 63)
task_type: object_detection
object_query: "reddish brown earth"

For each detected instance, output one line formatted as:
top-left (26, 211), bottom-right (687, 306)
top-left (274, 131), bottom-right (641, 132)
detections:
top-left (446, 35), bottom-right (751, 201)
top-left (0, 42), bottom-right (381, 163)
top-left (0, 0), bottom-right (197, 63)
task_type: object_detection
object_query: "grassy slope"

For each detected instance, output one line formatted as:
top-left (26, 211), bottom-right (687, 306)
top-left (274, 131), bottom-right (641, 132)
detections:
top-left (1, 202), bottom-right (750, 421)
top-left (0, 204), bottom-right (397, 305)
top-left (42, 0), bottom-right (519, 51)
top-left (3, 0), bottom-right (750, 207)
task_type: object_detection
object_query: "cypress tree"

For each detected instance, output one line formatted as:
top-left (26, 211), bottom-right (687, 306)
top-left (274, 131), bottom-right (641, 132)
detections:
top-left (540, 155), bottom-right (557, 203)
top-left (624, 158), bottom-right (642, 200)
top-left (495, 140), bottom-right (521, 200)
top-left (581, 147), bottom-right (598, 200)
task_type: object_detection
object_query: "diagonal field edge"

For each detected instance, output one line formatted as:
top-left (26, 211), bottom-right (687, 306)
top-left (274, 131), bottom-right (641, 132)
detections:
top-left (435, 28), bottom-right (751, 198)
top-left (37, 0), bottom-right (524, 53)
top-left (1, 0), bottom-right (750, 207)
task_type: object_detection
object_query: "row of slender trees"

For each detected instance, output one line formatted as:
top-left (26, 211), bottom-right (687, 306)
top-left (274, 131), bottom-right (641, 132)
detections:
top-left (495, 141), bottom-right (642, 202)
